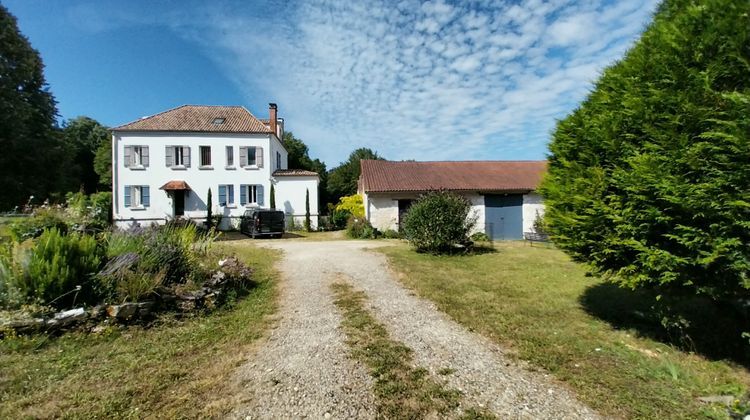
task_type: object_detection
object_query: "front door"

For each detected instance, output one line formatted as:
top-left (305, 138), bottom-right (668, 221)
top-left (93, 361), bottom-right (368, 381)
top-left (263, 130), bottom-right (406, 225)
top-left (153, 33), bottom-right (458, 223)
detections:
top-left (173, 191), bottom-right (185, 216)
top-left (484, 194), bottom-right (523, 240)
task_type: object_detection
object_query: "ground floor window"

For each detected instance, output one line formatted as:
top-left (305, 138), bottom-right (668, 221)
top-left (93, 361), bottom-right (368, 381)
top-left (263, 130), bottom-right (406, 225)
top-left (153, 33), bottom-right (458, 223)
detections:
top-left (124, 185), bottom-right (150, 208)
top-left (218, 184), bottom-right (235, 206)
top-left (240, 184), bottom-right (264, 206)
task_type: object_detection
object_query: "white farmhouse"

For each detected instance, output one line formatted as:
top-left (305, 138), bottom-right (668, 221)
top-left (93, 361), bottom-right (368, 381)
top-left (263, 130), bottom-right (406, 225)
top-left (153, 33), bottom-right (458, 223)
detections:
top-left (111, 104), bottom-right (319, 230)
top-left (358, 160), bottom-right (546, 240)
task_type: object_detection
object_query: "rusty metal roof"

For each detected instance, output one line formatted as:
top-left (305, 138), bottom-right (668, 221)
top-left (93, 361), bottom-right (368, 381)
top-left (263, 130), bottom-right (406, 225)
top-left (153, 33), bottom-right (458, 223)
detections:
top-left (359, 160), bottom-right (547, 193)
top-left (113, 105), bottom-right (271, 134)
top-left (159, 180), bottom-right (192, 191)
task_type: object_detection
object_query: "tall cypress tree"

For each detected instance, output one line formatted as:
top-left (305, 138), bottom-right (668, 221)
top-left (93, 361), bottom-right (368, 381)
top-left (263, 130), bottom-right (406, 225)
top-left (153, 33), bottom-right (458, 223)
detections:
top-left (541, 0), bottom-right (750, 300)
top-left (0, 5), bottom-right (63, 209)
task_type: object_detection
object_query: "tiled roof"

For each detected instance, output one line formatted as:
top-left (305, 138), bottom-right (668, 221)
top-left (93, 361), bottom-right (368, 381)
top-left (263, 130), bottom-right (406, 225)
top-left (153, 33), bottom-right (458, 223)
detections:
top-left (113, 105), bottom-right (271, 133)
top-left (273, 169), bottom-right (320, 177)
top-left (359, 160), bottom-right (547, 193)
top-left (159, 180), bottom-right (192, 191)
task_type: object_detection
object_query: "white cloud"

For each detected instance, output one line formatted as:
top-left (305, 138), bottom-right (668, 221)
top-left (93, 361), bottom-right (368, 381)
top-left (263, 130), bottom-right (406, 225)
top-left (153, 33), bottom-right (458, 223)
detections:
top-left (125, 0), bottom-right (659, 164)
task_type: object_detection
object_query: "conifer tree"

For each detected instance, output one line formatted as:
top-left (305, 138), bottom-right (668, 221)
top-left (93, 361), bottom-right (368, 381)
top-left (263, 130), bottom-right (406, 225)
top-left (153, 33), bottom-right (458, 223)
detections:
top-left (541, 0), bottom-right (750, 300)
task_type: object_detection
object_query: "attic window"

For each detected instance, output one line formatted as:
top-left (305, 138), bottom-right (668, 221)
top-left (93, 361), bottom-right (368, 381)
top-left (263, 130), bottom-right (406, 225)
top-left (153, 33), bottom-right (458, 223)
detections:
top-left (212, 117), bottom-right (226, 125)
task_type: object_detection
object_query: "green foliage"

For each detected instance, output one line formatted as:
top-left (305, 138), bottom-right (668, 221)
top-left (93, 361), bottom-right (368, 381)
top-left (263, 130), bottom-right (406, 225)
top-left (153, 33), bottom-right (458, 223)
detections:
top-left (99, 223), bottom-right (217, 302)
top-left (61, 117), bottom-right (110, 194)
top-left (346, 216), bottom-right (378, 239)
top-left (65, 191), bottom-right (112, 231)
top-left (283, 131), bottom-right (327, 208)
top-left (0, 6), bottom-right (68, 209)
top-left (8, 209), bottom-right (68, 241)
top-left (3, 228), bottom-right (103, 308)
top-left (270, 184), bottom-right (276, 209)
top-left (335, 194), bottom-right (365, 218)
top-left (470, 232), bottom-right (490, 242)
top-left (402, 191), bottom-right (476, 253)
top-left (327, 148), bottom-right (383, 204)
top-left (381, 229), bottom-right (402, 239)
top-left (206, 188), bottom-right (213, 229)
top-left (93, 135), bottom-right (112, 188)
top-left (304, 188), bottom-right (311, 232)
top-left (541, 0), bottom-right (750, 301)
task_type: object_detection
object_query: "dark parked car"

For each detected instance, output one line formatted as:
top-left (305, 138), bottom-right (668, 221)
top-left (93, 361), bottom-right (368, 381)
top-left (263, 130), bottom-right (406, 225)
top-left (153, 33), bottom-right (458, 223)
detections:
top-left (240, 209), bottom-right (285, 238)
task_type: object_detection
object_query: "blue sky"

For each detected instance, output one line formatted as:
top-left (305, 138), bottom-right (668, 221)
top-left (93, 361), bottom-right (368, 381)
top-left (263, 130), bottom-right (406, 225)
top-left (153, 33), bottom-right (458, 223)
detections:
top-left (5, 0), bottom-right (658, 166)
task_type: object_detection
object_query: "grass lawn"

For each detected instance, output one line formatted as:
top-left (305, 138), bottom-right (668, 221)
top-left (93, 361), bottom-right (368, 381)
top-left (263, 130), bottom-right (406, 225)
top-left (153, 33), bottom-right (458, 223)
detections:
top-left (378, 242), bottom-right (750, 419)
top-left (0, 242), bottom-right (279, 419)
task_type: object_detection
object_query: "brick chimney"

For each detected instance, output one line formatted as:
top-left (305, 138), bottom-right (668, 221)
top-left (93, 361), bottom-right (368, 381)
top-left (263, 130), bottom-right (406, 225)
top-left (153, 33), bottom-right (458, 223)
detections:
top-left (269, 103), bottom-right (278, 138)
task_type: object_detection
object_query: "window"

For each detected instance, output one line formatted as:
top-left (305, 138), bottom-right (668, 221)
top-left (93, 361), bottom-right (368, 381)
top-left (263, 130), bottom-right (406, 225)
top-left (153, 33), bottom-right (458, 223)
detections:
top-left (240, 184), bottom-right (264, 206)
top-left (226, 146), bottom-right (234, 167)
top-left (212, 117), bottom-right (225, 125)
top-left (247, 147), bottom-right (257, 166)
top-left (174, 146), bottom-right (184, 166)
top-left (239, 146), bottom-right (263, 168)
top-left (200, 146), bottom-right (211, 167)
top-left (276, 151), bottom-right (281, 170)
top-left (124, 185), bottom-right (150, 208)
top-left (166, 146), bottom-right (190, 168)
top-left (218, 184), bottom-right (235, 206)
top-left (124, 145), bottom-right (149, 168)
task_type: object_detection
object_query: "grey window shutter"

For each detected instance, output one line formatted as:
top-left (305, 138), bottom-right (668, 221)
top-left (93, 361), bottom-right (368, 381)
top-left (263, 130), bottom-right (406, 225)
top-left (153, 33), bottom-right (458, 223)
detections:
top-left (142, 186), bottom-right (150, 207)
top-left (183, 146), bottom-right (191, 167)
top-left (256, 184), bottom-right (265, 206)
top-left (141, 146), bottom-right (149, 167)
top-left (240, 184), bottom-right (247, 205)
top-left (165, 146), bottom-right (173, 167)
top-left (256, 147), bottom-right (264, 168)
top-left (239, 147), bottom-right (248, 167)
top-left (124, 146), bottom-right (132, 168)
top-left (124, 186), bottom-right (131, 207)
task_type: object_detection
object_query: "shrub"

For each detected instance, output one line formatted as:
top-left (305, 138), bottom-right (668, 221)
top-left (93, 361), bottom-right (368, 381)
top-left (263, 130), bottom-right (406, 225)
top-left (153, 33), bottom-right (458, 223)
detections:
top-left (402, 191), bottom-right (476, 253)
top-left (381, 229), bottom-right (402, 239)
top-left (8, 209), bottom-right (67, 241)
top-left (346, 217), bottom-right (378, 239)
top-left (304, 188), bottom-right (311, 232)
top-left (335, 194), bottom-right (365, 218)
top-left (329, 208), bottom-right (351, 230)
top-left (470, 232), bottom-right (490, 242)
top-left (66, 191), bottom-right (112, 231)
top-left (9, 228), bottom-right (103, 308)
top-left (540, 0), bottom-right (750, 301)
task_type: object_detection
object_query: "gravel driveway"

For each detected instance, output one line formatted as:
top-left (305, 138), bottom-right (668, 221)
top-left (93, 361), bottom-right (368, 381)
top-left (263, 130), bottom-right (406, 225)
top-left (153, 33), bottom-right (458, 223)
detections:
top-left (231, 240), bottom-right (598, 419)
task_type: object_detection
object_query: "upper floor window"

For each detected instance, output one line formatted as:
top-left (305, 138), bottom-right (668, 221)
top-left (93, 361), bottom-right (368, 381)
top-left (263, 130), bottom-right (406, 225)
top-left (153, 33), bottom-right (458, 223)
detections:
top-left (226, 146), bottom-right (234, 167)
top-left (124, 146), bottom-right (149, 168)
top-left (200, 146), bottom-right (211, 167)
top-left (166, 146), bottom-right (190, 168)
top-left (240, 146), bottom-right (263, 168)
top-left (276, 151), bottom-right (281, 170)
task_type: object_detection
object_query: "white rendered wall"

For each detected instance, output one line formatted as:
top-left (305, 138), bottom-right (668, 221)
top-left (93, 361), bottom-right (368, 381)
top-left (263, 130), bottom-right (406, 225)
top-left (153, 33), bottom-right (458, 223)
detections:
top-left (364, 192), bottom-right (484, 234)
top-left (522, 192), bottom-right (545, 233)
top-left (113, 131), bottom-right (298, 229)
top-left (365, 193), bottom-right (399, 231)
top-left (274, 176), bottom-right (320, 229)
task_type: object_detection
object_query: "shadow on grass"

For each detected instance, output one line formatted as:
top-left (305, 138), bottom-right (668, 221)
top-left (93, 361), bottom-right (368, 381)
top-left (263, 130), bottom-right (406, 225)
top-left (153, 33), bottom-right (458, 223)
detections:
top-left (580, 283), bottom-right (750, 367)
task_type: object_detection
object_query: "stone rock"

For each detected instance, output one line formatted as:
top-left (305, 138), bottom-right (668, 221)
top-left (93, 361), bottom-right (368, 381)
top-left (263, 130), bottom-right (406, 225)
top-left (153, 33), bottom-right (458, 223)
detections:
top-left (137, 301), bottom-right (154, 316)
top-left (106, 303), bottom-right (139, 320)
top-left (50, 308), bottom-right (87, 326)
top-left (88, 305), bottom-right (106, 319)
top-left (697, 395), bottom-right (734, 406)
